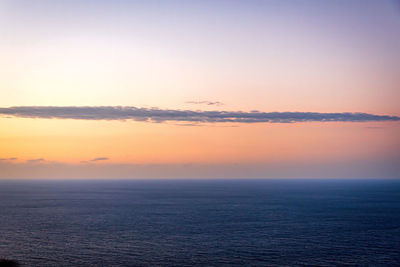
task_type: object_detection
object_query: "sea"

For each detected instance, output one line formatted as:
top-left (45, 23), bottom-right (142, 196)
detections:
top-left (0, 179), bottom-right (399, 266)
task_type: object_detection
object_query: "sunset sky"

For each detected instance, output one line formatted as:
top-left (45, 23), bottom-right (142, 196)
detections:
top-left (1, 0), bottom-right (399, 179)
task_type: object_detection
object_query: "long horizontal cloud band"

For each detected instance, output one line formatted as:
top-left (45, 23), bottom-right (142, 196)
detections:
top-left (0, 106), bottom-right (399, 123)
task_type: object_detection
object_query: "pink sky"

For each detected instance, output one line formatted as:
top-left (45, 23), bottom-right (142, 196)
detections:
top-left (0, 0), bottom-right (399, 178)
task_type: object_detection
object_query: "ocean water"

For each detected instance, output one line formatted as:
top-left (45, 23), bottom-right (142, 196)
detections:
top-left (0, 179), bottom-right (399, 266)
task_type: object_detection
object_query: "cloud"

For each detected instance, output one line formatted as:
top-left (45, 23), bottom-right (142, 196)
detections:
top-left (0, 106), bottom-right (399, 124)
top-left (80, 157), bottom-right (109, 163)
top-left (90, 157), bottom-right (109, 162)
top-left (27, 158), bottom-right (45, 163)
top-left (185, 101), bottom-right (224, 106)
top-left (0, 157), bottom-right (17, 161)
top-left (365, 126), bottom-right (385, 129)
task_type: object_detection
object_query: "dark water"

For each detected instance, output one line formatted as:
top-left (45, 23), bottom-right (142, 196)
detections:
top-left (0, 179), bottom-right (399, 266)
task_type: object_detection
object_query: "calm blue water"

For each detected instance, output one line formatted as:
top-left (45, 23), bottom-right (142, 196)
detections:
top-left (0, 179), bottom-right (399, 266)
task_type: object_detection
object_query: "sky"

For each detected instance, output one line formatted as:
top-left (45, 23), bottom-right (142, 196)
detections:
top-left (0, 0), bottom-right (399, 179)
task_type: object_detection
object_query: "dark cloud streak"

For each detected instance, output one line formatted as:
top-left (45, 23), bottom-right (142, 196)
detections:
top-left (0, 106), bottom-right (399, 124)
top-left (185, 101), bottom-right (224, 106)
top-left (0, 157), bottom-right (17, 161)
top-left (27, 158), bottom-right (45, 163)
top-left (90, 157), bottom-right (109, 162)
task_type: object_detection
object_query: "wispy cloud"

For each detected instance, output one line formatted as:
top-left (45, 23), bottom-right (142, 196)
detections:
top-left (185, 101), bottom-right (224, 106)
top-left (90, 157), bottom-right (109, 162)
top-left (365, 126), bottom-right (385, 129)
top-left (0, 157), bottom-right (17, 161)
top-left (80, 157), bottom-right (110, 163)
top-left (26, 158), bottom-right (45, 163)
top-left (0, 106), bottom-right (399, 124)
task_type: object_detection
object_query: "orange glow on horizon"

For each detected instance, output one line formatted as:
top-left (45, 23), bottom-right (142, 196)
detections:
top-left (1, 117), bottom-right (399, 166)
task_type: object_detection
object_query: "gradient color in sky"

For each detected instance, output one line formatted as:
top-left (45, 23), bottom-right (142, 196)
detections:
top-left (0, 0), bottom-right (399, 179)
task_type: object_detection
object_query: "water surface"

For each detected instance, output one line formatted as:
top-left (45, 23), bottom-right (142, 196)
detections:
top-left (0, 179), bottom-right (399, 266)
